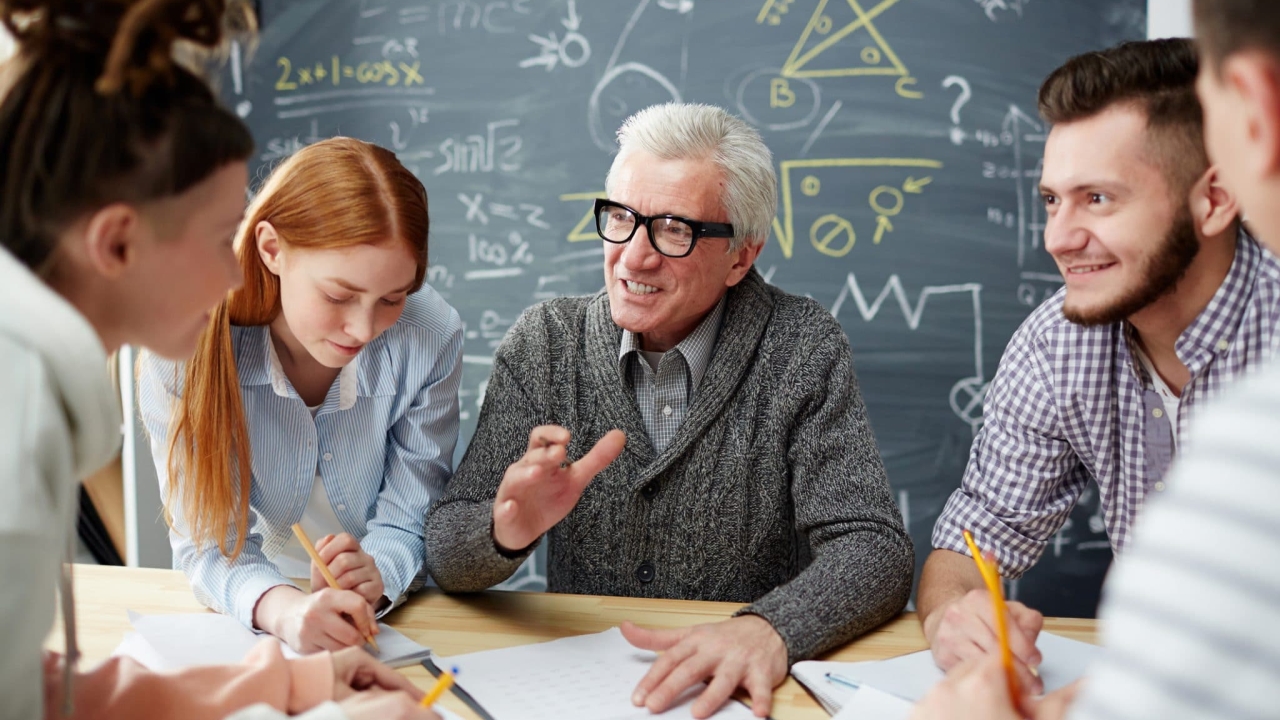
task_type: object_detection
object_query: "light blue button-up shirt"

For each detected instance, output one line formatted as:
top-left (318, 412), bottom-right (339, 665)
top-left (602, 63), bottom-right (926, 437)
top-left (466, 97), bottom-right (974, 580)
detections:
top-left (139, 285), bottom-right (463, 629)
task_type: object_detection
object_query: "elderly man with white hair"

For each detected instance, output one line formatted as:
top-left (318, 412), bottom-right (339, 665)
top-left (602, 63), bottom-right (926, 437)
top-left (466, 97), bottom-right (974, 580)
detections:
top-left (424, 102), bottom-right (913, 718)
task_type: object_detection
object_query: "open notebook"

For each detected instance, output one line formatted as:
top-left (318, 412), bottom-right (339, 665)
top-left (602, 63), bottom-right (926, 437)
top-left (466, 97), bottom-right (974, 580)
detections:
top-left (435, 627), bottom-right (761, 720)
top-left (117, 610), bottom-right (434, 669)
top-left (791, 631), bottom-right (1102, 715)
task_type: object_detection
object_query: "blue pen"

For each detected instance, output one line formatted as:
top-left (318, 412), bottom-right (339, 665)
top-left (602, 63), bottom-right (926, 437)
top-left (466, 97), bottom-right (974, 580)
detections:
top-left (825, 672), bottom-right (862, 692)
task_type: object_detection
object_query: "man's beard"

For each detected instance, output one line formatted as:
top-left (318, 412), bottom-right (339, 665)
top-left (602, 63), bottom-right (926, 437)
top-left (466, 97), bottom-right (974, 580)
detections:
top-left (1062, 209), bottom-right (1201, 326)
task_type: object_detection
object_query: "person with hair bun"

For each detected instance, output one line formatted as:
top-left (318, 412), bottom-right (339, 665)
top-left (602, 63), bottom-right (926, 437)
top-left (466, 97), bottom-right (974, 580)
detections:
top-left (0, 2), bottom-right (438, 719)
top-left (138, 136), bottom-right (462, 655)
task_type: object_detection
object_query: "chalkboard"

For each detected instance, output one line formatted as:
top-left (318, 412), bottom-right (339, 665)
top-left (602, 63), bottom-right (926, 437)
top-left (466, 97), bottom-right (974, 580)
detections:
top-left (227, 0), bottom-right (1147, 617)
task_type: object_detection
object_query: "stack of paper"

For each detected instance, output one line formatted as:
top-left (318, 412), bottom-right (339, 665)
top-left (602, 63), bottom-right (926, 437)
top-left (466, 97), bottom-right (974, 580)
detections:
top-left (117, 610), bottom-right (433, 669)
top-left (437, 627), bottom-right (759, 720)
top-left (791, 632), bottom-right (1101, 716)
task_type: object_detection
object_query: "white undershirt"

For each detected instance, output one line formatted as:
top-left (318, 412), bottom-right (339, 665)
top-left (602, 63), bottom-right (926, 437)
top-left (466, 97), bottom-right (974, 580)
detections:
top-left (1133, 344), bottom-right (1182, 451)
top-left (639, 349), bottom-right (664, 372)
top-left (274, 403), bottom-right (347, 579)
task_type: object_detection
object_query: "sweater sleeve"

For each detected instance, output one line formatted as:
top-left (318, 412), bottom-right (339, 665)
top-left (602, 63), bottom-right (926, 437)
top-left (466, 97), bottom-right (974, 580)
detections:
top-left (47, 640), bottom-right (335, 720)
top-left (423, 307), bottom-right (550, 591)
top-left (736, 316), bottom-right (915, 664)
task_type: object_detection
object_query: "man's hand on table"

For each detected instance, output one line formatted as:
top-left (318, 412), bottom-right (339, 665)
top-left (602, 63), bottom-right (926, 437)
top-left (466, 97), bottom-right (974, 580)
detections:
top-left (623, 615), bottom-right (787, 719)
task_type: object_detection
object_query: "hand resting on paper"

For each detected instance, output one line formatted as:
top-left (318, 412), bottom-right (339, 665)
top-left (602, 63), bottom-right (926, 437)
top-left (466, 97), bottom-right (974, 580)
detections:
top-left (910, 655), bottom-right (1082, 720)
top-left (491, 425), bottom-right (626, 553)
top-left (923, 588), bottom-right (1045, 695)
top-left (623, 615), bottom-right (787, 719)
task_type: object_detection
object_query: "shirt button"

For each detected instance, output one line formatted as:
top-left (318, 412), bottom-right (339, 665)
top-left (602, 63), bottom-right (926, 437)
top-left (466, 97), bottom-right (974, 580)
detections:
top-left (662, 405), bottom-right (673, 417)
top-left (641, 482), bottom-right (659, 500)
top-left (1152, 408), bottom-right (1164, 418)
top-left (635, 562), bottom-right (655, 583)
top-left (322, 452), bottom-right (333, 462)
top-left (1217, 339), bottom-right (1230, 351)
top-left (337, 503), bottom-right (347, 511)
top-left (1154, 482), bottom-right (1166, 492)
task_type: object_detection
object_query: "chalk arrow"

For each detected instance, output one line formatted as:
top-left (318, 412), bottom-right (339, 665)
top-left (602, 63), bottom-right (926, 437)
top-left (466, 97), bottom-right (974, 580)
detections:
top-left (903, 176), bottom-right (932, 194)
top-left (874, 215), bottom-right (894, 244)
top-left (561, 0), bottom-right (581, 31)
top-left (519, 51), bottom-right (558, 71)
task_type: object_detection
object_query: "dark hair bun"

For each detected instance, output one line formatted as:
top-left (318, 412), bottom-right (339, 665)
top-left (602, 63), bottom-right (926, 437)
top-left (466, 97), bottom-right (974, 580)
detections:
top-left (1, 0), bottom-right (240, 96)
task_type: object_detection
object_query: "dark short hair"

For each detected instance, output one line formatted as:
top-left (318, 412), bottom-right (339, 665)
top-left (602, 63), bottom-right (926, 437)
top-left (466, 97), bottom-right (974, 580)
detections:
top-left (1038, 38), bottom-right (1206, 194)
top-left (1194, 0), bottom-right (1280, 72)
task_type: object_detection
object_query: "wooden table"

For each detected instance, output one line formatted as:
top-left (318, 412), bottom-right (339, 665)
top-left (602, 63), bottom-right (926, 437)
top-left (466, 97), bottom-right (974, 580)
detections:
top-left (54, 565), bottom-right (1099, 719)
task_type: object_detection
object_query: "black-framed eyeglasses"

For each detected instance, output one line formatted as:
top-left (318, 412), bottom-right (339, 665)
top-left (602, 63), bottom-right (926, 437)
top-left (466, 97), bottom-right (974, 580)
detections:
top-left (594, 198), bottom-right (735, 258)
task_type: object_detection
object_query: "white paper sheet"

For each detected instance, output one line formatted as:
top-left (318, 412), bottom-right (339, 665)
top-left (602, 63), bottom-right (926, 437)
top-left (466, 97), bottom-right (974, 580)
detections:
top-left (831, 688), bottom-right (912, 720)
top-left (438, 628), bottom-right (760, 720)
top-left (126, 610), bottom-right (432, 669)
top-left (792, 631), bottom-right (1100, 712)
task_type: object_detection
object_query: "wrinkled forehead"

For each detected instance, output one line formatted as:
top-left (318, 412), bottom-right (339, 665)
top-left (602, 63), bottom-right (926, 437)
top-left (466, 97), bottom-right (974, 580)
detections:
top-left (607, 150), bottom-right (728, 219)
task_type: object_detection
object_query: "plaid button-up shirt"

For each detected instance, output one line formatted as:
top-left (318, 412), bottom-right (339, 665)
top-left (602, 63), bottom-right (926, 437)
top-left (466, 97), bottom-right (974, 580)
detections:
top-left (619, 295), bottom-right (726, 452)
top-left (934, 232), bottom-right (1280, 577)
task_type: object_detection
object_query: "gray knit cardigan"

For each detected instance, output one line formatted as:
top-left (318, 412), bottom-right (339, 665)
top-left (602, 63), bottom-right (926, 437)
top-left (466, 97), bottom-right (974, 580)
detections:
top-left (424, 267), bottom-right (914, 663)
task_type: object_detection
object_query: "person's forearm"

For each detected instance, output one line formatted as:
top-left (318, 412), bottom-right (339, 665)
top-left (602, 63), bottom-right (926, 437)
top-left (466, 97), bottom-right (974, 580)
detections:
top-left (740, 524), bottom-right (914, 664)
top-left (424, 499), bottom-right (530, 592)
top-left (917, 549), bottom-right (987, 636)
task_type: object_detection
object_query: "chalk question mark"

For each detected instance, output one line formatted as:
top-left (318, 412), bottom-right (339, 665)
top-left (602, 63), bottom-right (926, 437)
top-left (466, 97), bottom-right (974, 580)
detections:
top-left (943, 75), bottom-right (972, 144)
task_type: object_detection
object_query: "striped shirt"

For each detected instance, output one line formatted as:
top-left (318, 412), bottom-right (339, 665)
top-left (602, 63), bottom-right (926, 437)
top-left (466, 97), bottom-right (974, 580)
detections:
top-left (1069, 361), bottom-right (1280, 720)
top-left (618, 295), bottom-right (726, 452)
top-left (933, 232), bottom-right (1280, 576)
top-left (138, 286), bottom-right (464, 630)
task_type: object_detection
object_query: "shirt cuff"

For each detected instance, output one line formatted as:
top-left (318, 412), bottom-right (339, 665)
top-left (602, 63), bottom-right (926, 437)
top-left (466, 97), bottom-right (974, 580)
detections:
top-left (931, 489), bottom-right (1042, 579)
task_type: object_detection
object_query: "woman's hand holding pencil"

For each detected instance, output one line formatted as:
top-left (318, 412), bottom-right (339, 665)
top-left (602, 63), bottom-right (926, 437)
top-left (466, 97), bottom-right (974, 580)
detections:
top-left (292, 524), bottom-right (381, 651)
top-left (250, 526), bottom-right (384, 654)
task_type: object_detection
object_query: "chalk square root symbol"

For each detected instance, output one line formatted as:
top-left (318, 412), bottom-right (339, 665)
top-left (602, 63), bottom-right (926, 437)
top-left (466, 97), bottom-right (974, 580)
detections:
top-left (776, 0), bottom-right (910, 79)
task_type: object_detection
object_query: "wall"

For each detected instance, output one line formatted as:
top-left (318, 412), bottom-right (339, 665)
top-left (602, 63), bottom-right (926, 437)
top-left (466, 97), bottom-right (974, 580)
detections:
top-left (1148, 0), bottom-right (1192, 38)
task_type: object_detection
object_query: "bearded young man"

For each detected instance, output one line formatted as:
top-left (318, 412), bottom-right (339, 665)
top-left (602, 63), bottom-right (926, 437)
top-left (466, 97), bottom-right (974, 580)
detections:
top-left (916, 37), bottom-right (1280, 690)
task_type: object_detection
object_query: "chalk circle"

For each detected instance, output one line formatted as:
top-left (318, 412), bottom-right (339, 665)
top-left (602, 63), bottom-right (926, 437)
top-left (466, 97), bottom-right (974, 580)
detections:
top-left (588, 62), bottom-right (682, 152)
top-left (559, 33), bottom-right (590, 68)
top-left (861, 46), bottom-right (882, 65)
top-left (801, 175), bottom-right (821, 197)
top-left (869, 186), bottom-right (904, 216)
top-left (816, 15), bottom-right (834, 34)
top-left (810, 214), bottom-right (856, 257)
top-left (735, 68), bottom-right (822, 131)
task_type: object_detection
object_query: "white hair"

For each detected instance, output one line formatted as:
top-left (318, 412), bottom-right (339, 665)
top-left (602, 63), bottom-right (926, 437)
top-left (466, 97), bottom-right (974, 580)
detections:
top-left (605, 103), bottom-right (777, 251)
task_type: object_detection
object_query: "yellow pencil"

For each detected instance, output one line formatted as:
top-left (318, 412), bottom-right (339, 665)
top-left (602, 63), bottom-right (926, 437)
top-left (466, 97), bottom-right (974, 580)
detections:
top-left (962, 529), bottom-right (1019, 702)
top-left (290, 523), bottom-right (379, 652)
top-left (420, 666), bottom-right (457, 708)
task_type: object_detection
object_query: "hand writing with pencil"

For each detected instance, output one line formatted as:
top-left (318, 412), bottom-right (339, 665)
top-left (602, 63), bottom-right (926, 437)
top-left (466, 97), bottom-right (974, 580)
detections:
top-left (253, 525), bottom-right (382, 654)
top-left (622, 615), bottom-right (787, 719)
top-left (491, 425), bottom-right (627, 553)
top-left (923, 588), bottom-right (1045, 695)
top-left (923, 533), bottom-right (1046, 696)
top-left (253, 584), bottom-right (380, 654)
